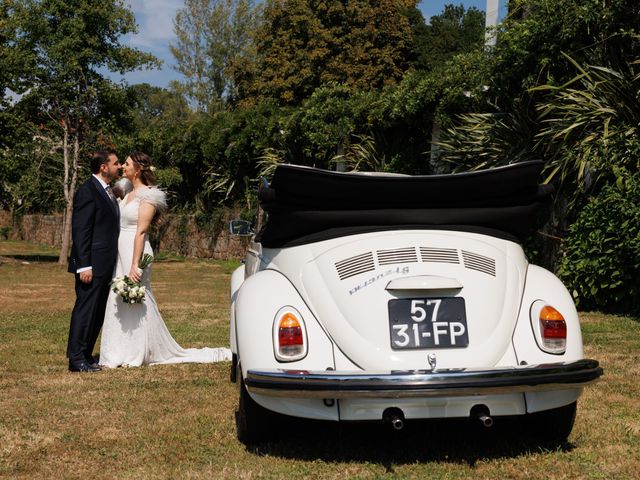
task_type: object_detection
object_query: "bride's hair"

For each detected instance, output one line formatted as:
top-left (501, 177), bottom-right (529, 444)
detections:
top-left (129, 152), bottom-right (157, 186)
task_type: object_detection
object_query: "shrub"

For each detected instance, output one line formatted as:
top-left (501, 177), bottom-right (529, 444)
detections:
top-left (558, 171), bottom-right (640, 314)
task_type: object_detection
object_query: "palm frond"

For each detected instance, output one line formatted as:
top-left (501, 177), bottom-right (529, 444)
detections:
top-left (256, 147), bottom-right (285, 179)
top-left (435, 101), bottom-right (540, 172)
top-left (330, 134), bottom-right (387, 172)
top-left (534, 53), bottom-right (640, 186)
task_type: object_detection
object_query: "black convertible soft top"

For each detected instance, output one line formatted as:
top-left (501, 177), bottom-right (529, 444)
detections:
top-left (256, 161), bottom-right (552, 248)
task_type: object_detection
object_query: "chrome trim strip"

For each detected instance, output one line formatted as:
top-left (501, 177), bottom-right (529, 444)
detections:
top-left (245, 359), bottom-right (602, 399)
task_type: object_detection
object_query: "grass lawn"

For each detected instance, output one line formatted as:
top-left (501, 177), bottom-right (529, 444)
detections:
top-left (1, 240), bottom-right (639, 479)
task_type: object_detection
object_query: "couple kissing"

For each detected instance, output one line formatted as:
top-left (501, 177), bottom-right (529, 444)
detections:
top-left (66, 151), bottom-right (231, 372)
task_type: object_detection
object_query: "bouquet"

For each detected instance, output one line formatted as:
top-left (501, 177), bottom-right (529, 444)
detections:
top-left (111, 276), bottom-right (146, 304)
top-left (110, 253), bottom-right (154, 305)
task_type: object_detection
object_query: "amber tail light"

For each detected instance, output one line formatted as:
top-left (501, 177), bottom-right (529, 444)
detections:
top-left (539, 305), bottom-right (567, 352)
top-left (273, 308), bottom-right (307, 362)
top-left (530, 302), bottom-right (567, 354)
top-left (279, 313), bottom-right (304, 354)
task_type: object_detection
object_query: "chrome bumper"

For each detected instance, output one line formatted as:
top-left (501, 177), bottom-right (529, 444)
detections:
top-left (246, 359), bottom-right (602, 399)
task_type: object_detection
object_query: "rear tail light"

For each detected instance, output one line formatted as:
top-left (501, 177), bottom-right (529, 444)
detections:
top-left (540, 306), bottom-right (567, 351)
top-left (279, 313), bottom-right (303, 353)
top-left (273, 308), bottom-right (307, 362)
top-left (530, 301), bottom-right (567, 354)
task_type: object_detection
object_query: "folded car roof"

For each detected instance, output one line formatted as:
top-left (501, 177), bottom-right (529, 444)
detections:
top-left (257, 161), bottom-right (552, 247)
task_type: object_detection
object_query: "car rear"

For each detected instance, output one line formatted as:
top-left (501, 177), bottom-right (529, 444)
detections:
top-left (232, 161), bottom-right (602, 443)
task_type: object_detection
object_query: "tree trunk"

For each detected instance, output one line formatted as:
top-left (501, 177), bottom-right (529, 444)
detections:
top-left (58, 124), bottom-right (78, 265)
top-left (59, 187), bottom-right (75, 265)
top-left (537, 193), bottom-right (568, 271)
top-left (58, 124), bottom-right (70, 264)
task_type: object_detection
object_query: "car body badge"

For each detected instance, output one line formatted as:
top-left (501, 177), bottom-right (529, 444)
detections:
top-left (428, 353), bottom-right (437, 371)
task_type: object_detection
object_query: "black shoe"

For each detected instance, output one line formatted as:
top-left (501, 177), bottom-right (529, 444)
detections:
top-left (69, 361), bottom-right (101, 372)
top-left (85, 356), bottom-right (100, 369)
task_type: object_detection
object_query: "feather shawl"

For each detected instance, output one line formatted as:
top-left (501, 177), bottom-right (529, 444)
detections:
top-left (113, 178), bottom-right (133, 200)
top-left (137, 186), bottom-right (168, 212)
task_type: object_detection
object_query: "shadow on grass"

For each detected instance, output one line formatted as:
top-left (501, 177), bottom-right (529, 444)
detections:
top-left (245, 416), bottom-right (574, 467)
top-left (2, 254), bottom-right (59, 262)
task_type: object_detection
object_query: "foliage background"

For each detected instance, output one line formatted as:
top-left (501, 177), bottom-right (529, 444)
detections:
top-left (558, 171), bottom-right (640, 315)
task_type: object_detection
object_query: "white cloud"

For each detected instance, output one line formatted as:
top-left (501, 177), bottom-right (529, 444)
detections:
top-left (124, 0), bottom-right (182, 50)
top-left (108, 0), bottom-right (185, 86)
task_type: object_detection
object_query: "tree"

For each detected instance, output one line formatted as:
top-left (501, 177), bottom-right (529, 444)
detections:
top-left (1, 1), bottom-right (32, 158)
top-left (436, 0), bottom-right (640, 188)
top-left (492, 0), bottom-right (640, 96)
top-left (117, 83), bottom-right (193, 162)
top-left (432, 0), bottom-right (640, 274)
top-left (8, 0), bottom-right (158, 264)
top-left (202, 100), bottom-right (287, 202)
top-left (1, 1), bottom-right (16, 109)
top-left (171, 0), bottom-right (259, 111)
top-left (416, 4), bottom-right (485, 72)
top-left (248, 0), bottom-right (417, 105)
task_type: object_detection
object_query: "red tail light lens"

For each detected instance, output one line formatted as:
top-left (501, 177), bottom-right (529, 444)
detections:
top-left (530, 301), bottom-right (568, 354)
top-left (273, 309), bottom-right (307, 361)
top-left (539, 305), bottom-right (567, 353)
top-left (279, 313), bottom-right (304, 354)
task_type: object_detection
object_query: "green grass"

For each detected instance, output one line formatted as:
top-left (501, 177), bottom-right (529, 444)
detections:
top-left (1, 240), bottom-right (639, 479)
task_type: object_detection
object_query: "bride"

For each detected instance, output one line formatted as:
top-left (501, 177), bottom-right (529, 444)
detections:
top-left (100, 152), bottom-right (231, 367)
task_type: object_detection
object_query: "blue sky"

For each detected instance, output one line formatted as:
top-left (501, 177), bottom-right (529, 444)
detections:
top-left (111, 0), bottom-right (504, 88)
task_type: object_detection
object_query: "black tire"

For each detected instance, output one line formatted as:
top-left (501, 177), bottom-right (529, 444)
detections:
top-left (525, 401), bottom-right (577, 444)
top-left (236, 375), bottom-right (272, 445)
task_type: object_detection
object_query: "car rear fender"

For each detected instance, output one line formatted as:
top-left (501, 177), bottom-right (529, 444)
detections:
top-left (235, 269), bottom-right (339, 419)
top-left (235, 269), bottom-right (335, 378)
top-left (512, 265), bottom-right (584, 413)
top-left (229, 264), bottom-right (246, 354)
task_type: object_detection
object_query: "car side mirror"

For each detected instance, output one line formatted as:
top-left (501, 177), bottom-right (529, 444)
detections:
top-left (229, 219), bottom-right (254, 236)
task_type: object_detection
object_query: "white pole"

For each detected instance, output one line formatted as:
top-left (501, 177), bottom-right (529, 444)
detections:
top-left (485, 0), bottom-right (499, 47)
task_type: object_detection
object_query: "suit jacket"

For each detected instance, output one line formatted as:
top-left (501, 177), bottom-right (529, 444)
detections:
top-left (67, 176), bottom-right (119, 277)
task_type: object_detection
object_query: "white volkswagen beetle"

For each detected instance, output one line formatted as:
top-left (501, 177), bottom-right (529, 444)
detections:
top-left (229, 161), bottom-right (602, 444)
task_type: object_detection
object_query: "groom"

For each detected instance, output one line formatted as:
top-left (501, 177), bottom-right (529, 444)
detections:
top-left (67, 151), bottom-right (120, 372)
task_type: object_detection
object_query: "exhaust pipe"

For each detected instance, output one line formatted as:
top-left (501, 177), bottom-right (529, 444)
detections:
top-left (477, 413), bottom-right (494, 428)
top-left (471, 405), bottom-right (494, 428)
top-left (383, 407), bottom-right (405, 431)
top-left (391, 416), bottom-right (404, 431)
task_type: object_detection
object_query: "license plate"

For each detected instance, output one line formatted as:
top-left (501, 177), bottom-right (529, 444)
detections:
top-left (388, 298), bottom-right (468, 350)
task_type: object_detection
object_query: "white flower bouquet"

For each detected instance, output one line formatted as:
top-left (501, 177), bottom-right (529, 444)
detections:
top-left (110, 276), bottom-right (147, 304)
top-left (111, 253), bottom-right (154, 305)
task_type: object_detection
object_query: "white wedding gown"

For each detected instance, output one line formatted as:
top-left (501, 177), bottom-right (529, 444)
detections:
top-left (99, 187), bottom-right (231, 367)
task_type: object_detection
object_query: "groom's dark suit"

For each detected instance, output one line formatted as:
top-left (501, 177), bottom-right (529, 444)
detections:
top-left (67, 176), bottom-right (119, 367)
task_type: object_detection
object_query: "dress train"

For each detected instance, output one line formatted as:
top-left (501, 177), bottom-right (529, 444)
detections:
top-left (99, 187), bottom-right (231, 367)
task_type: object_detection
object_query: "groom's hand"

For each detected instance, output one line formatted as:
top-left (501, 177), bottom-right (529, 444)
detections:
top-left (79, 270), bottom-right (93, 284)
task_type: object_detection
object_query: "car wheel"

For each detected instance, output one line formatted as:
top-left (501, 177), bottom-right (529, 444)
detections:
top-left (236, 375), bottom-right (272, 445)
top-left (525, 401), bottom-right (577, 444)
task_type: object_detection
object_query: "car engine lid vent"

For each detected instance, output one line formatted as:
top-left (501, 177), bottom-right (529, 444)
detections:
top-left (376, 247), bottom-right (418, 265)
top-left (420, 247), bottom-right (460, 264)
top-left (462, 250), bottom-right (496, 276)
top-left (335, 252), bottom-right (375, 280)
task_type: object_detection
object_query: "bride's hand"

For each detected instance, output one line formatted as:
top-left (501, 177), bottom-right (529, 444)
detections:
top-left (129, 266), bottom-right (142, 283)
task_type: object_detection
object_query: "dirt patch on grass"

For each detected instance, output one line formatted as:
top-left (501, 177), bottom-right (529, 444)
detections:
top-left (0, 255), bottom-right (21, 265)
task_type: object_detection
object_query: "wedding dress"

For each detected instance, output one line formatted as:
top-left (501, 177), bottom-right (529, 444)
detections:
top-left (99, 186), bottom-right (231, 367)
